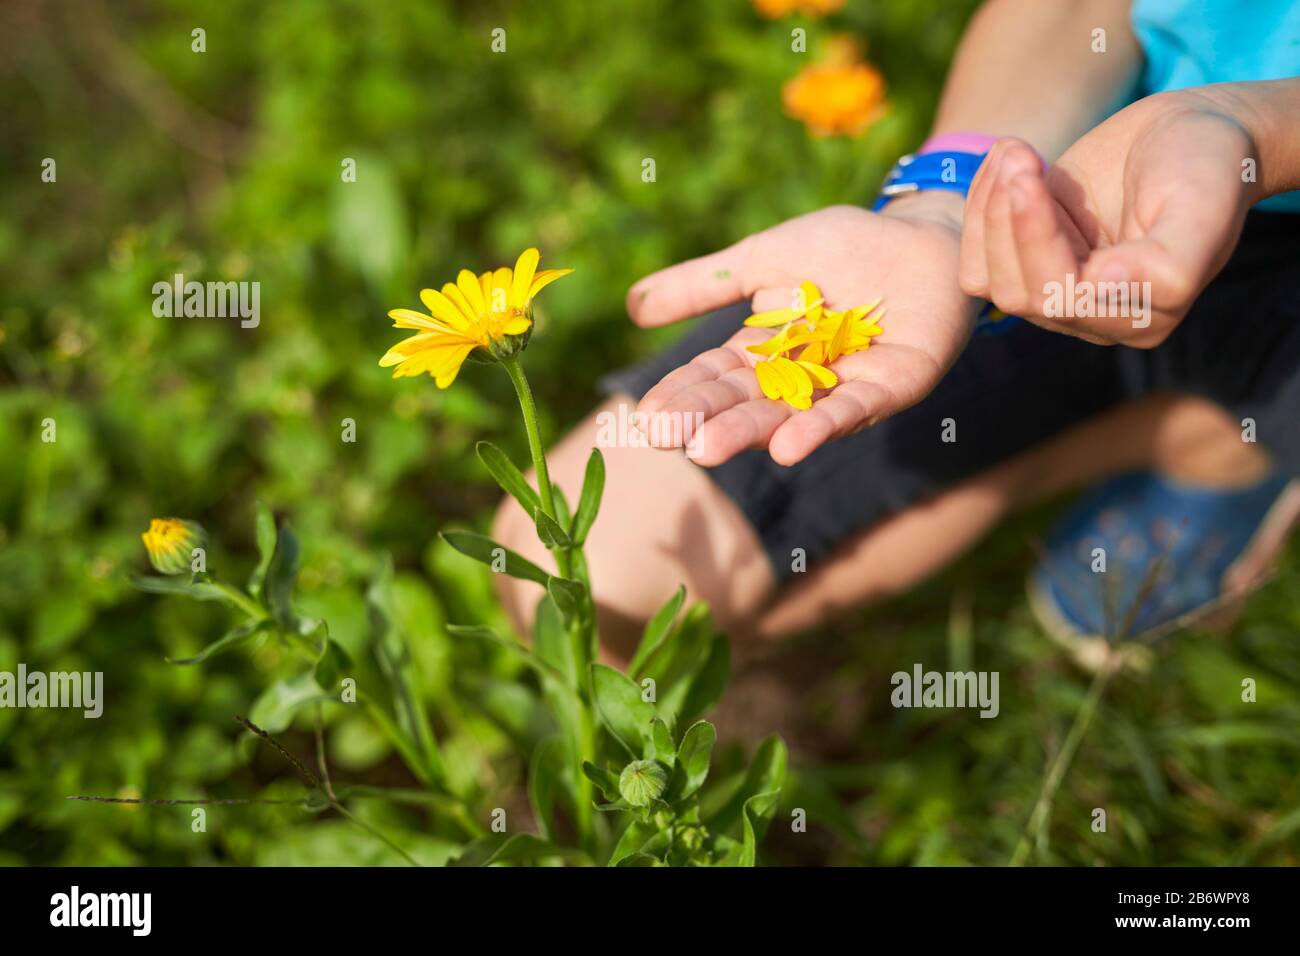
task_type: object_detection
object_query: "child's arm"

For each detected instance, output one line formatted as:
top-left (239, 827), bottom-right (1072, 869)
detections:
top-left (628, 0), bottom-right (1143, 468)
top-left (959, 78), bottom-right (1300, 348)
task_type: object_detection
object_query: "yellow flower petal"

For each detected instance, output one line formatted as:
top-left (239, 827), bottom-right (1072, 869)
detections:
top-left (432, 344), bottom-right (478, 388)
top-left (745, 308), bottom-right (800, 328)
top-left (388, 308), bottom-right (453, 333)
top-left (797, 280), bottom-right (824, 321)
top-left (457, 269), bottom-right (487, 317)
top-left (754, 360), bottom-right (783, 402)
top-left (510, 247), bottom-right (540, 312)
top-left (419, 288), bottom-right (476, 332)
top-left (796, 360), bottom-right (838, 389)
top-left (529, 268), bottom-right (574, 297)
top-left (491, 266), bottom-right (513, 316)
top-left (442, 282), bottom-right (476, 327)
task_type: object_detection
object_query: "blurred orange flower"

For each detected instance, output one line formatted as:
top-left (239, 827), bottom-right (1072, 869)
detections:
top-left (782, 40), bottom-right (887, 137)
top-left (753, 0), bottom-right (845, 18)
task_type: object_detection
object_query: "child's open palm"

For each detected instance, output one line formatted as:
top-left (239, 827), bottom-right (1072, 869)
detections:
top-left (626, 201), bottom-right (976, 467)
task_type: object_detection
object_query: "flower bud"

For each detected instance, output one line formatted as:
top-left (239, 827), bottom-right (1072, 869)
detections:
top-left (141, 518), bottom-right (207, 576)
top-left (618, 759), bottom-right (668, 808)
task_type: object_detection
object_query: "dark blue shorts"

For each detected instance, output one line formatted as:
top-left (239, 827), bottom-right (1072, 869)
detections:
top-left (601, 210), bottom-right (1300, 582)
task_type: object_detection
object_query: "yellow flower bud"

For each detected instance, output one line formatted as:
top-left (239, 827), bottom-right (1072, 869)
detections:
top-left (141, 518), bottom-right (207, 576)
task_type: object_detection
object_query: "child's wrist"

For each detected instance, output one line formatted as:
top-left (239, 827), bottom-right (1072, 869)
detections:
top-left (878, 189), bottom-right (966, 232)
top-left (1205, 80), bottom-right (1300, 201)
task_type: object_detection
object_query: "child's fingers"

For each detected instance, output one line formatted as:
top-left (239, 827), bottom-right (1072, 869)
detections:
top-left (689, 399), bottom-right (794, 467)
top-left (982, 178), bottom-right (1030, 314)
top-left (626, 242), bottom-right (752, 328)
top-left (750, 286), bottom-right (798, 314)
top-left (636, 327), bottom-right (768, 416)
top-left (656, 365), bottom-right (764, 421)
top-left (958, 144), bottom-right (1004, 296)
top-left (1008, 172), bottom-right (1079, 319)
top-left (960, 138), bottom-right (1042, 300)
top-left (769, 380), bottom-right (888, 466)
top-left (1080, 190), bottom-right (1242, 345)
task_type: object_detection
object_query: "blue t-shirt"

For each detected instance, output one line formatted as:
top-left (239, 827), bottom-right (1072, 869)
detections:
top-left (1132, 0), bottom-right (1300, 211)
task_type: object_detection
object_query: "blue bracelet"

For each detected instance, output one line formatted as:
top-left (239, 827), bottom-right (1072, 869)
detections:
top-left (873, 150), bottom-right (1022, 336)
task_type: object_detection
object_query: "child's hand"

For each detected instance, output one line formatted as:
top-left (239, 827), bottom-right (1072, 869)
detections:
top-left (959, 88), bottom-right (1259, 347)
top-left (626, 199), bottom-right (977, 467)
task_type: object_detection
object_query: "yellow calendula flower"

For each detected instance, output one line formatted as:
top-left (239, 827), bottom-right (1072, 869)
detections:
top-left (753, 0), bottom-right (845, 19)
top-left (380, 248), bottom-right (573, 387)
top-left (754, 356), bottom-right (838, 410)
top-left (782, 38), bottom-right (888, 137)
top-left (141, 518), bottom-right (207, 576)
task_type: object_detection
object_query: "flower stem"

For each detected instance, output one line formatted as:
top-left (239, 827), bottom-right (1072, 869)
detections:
top-left (501, 356), bottom-right (571, 578)
top-left (1008, 649), bottom-right (1122, 866)
top-left (212, 580), bottom-right (267, 622)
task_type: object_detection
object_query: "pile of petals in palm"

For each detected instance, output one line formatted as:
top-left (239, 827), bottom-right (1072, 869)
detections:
top-left (744, 280), bottom-right (885, 408)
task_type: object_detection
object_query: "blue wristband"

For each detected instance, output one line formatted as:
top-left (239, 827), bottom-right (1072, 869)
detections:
top-left (873, 150), bottom-right (1022, 336)
top-left (871, 151), bottom-right (986, 212)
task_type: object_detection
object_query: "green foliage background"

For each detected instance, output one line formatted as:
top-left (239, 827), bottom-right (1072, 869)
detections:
top-left (1, 0), bottom-right (1297, 865)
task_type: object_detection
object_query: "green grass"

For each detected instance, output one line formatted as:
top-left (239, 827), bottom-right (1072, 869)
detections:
top-left (2, 0), bottom-right (1297, 866)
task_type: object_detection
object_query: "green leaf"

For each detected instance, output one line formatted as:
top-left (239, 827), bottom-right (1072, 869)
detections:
top-left (534, 507), bottom-right (571, 550)
top-left (629, 584), bottom-right (685, 677)
top-left (581, 761), bottom-right (622, 803)
top-left (314, 637), bottom-right (352, 693)
top-left (441, 530), bottom-right (550, 586)
top-left (571, 448), bottom-right (605, 545)
top-left (640, 602), bottom-right (715, 726)
top-left (167, 619), bottom-right (273, 665)
top-left (708, 834), bottom-right (745, 867)
top-left (668, 720), bottom-right (716, 802)
top-left (528, 737), bottom-right (564, 842)
top-left (248, 673), bottom-right (332, 734)
top-left (591, 663), bottom-right (656, 757)
top-left (651, 718), bottom-right (676, 768)
top-left (448, 833), bottom-right (590, 867)
top-left (130, 574), bottom-right (230, 604)
top-left (679, 634), bottom-right (730, 724)
top-left (552, 485), bottom-right (572, 532)
top-left (608, 818), bottom-right (658, 866)
top-left (547, 575), bottom-right (586, 625)
top-left (533, 595), bottom-right (578, 688)
top-left (707, 735), bottom-right (787, 836)
top-left (366, 557), bottom-right (444, 787)
top-left (739, 790), bottom-right (781, 867)
top-left (265, 521), bottom-right (301, 629)
top-left (447, 624), bottom-right (568, 686)
top-left (247, 504), bottom-right (277, 600)
top-left (616, 853), bottom-right (666, 867)
top-left (476, 441), bottom-right (541, 517)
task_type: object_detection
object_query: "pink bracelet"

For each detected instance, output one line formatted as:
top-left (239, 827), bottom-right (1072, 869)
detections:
top-left (917, 131), bottom-right (1002, 156)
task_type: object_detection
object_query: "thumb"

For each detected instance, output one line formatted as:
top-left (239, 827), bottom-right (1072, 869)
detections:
top-left (626, 241), bottom-right (754, 328)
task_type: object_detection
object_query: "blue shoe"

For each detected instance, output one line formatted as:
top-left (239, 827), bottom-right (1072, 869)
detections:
top-left (1028, 470), bottom-right (1298, 668)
